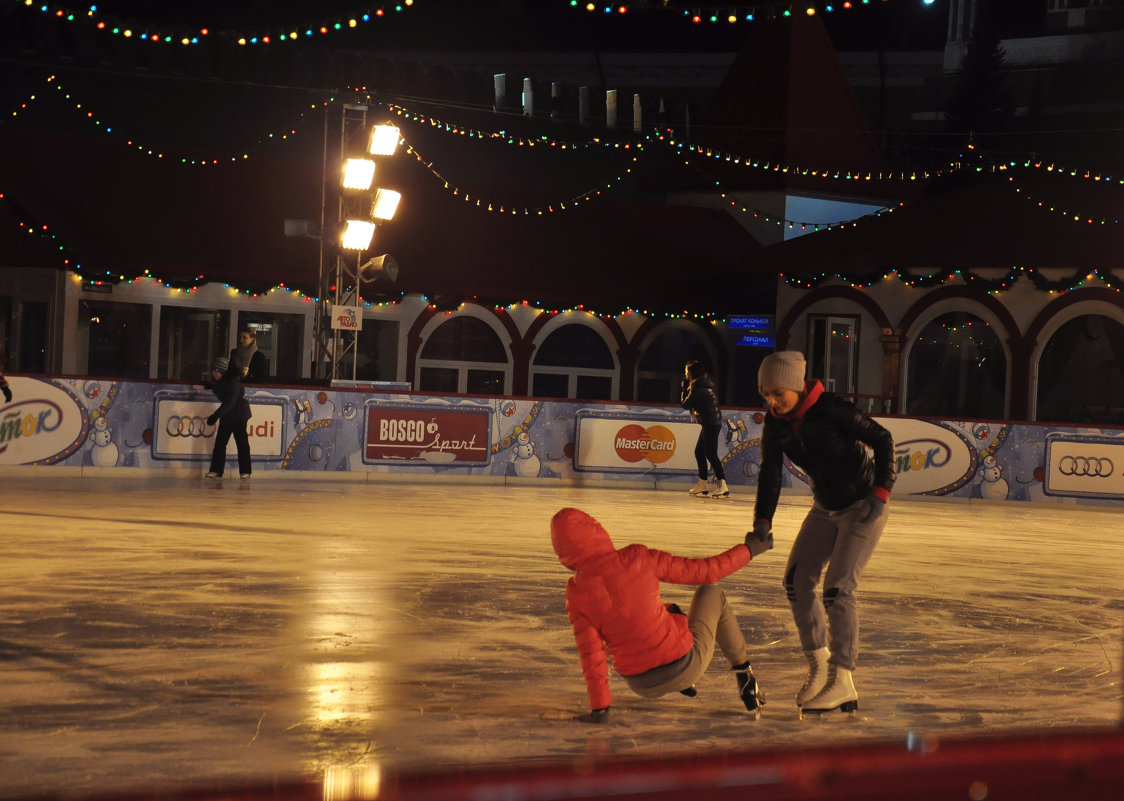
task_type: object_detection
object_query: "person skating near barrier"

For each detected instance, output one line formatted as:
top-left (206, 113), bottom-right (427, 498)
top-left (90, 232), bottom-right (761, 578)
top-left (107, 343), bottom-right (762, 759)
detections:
top-left (751, 351), bottom-right (895, 716)
top-left (680, 360), bottom-right (729, 498)
top-left (550, 507), bottom-right (773, 723)
top-left (204, 356), bottom-right (253, 480)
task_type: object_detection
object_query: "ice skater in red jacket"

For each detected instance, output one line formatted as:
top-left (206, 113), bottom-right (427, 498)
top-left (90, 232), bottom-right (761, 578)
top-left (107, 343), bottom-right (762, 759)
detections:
top-left (550, 507), bottom-right (774, 722)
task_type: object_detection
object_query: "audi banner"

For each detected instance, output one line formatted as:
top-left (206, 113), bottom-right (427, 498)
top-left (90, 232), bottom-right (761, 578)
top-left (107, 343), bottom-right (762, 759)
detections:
top-left (153, 392), bottom-right (286, 460)
top-left (1044, 433), bottom-right (1124, 499)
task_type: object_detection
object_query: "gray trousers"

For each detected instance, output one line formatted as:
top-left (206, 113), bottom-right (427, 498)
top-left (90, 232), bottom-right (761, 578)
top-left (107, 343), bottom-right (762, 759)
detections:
top-left (783, 498), bottom-right (887, 672)
top-left (624, 585), bottom-right (748, 698)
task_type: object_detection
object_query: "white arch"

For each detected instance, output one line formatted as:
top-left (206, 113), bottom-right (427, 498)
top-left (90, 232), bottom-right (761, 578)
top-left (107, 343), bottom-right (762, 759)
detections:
top-left (1028, 298), bottom-right (1124, 421)
top-left (415, 306), bottom-right (512, 394)
top-left (900, 298), bottom-right (1014, 418)
top-left (528, 312), bottom-right (619, 399)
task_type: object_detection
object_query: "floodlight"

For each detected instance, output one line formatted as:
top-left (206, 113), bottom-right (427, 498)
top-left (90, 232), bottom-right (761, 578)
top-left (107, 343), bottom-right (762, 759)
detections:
top-left (341, 220), bottom-right (376, 251)
top-left (368, 125), bottom-right (400, 156)
top-left (359, 254), bottom-right (399, 283)
top-left (342, 158), bottom-right (376, 190)
top-left (370, 188), bottom-right (402, 221)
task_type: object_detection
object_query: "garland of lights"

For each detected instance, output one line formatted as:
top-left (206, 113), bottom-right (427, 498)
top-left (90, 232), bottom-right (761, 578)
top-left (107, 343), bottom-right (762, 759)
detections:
top-left (1005, 176), bottom-right (1119, 226)
top-left (400, 136), bottom-right (645, 215)
top-left (784, 265), bottom-right (1123, 293)
top-left (13, 0), bottom-right (418, 47)
top-left (10, 75), bottom-right (314, 166)
top-left (570, 1), bottom-right (888, 24)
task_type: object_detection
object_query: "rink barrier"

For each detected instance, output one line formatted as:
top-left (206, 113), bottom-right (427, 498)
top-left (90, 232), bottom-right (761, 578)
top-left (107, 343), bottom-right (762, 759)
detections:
top-left (1, 375), bottom-right (1122, 507)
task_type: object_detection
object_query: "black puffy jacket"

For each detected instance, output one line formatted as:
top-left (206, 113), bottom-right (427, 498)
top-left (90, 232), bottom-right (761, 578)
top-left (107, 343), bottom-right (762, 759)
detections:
top-left (680, 376), bottom-right (723, 428)
top-left (754, 381), bottom-right (895, 520)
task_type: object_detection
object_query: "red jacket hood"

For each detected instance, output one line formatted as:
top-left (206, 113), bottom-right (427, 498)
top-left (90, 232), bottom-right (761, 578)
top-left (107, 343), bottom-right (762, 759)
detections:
top-left (551, 508), bottom-right (616, 570)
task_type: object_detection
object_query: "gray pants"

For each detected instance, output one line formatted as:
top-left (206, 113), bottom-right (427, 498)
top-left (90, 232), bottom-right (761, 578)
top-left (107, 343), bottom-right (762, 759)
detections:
top-left (624, 585), bottom-right (748, 697)
top-left (783, 498), bottom-right (887, 672)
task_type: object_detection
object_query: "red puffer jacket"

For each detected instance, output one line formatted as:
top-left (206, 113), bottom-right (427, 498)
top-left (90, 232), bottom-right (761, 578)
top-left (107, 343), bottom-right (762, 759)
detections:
top-left (550, 507), bottom-right (751, 710)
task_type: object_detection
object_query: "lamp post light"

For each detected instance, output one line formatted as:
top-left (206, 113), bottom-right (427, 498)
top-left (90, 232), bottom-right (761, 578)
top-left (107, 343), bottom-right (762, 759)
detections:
top-left (314, 104), bottom-right (402, 383)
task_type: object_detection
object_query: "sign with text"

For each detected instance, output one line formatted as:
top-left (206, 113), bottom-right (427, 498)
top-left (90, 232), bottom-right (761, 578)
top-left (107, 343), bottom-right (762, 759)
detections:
top-left (876, 418), bottom-right (978, 496)
top-left (574, 411), bottom-right (698, 473)
top-left (330, 305), bottom-right (362, 331)
top-left (727, 315), bottom-right (773, 330)
top-left (364, 403), bottom-right (491, 465)
top-left (152, 392), bottom-right (286, 460)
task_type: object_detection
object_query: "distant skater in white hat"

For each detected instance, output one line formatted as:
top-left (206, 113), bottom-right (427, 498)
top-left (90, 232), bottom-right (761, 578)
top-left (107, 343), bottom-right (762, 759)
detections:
top-left (750, 351), bottom-right (895, 715)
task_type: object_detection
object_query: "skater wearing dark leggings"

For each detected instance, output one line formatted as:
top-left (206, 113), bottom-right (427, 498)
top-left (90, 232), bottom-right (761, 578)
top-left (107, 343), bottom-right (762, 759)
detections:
top-left (680, 360), bottom-right (729, 498)
top-left (750, 351), bottom-right (895, 715)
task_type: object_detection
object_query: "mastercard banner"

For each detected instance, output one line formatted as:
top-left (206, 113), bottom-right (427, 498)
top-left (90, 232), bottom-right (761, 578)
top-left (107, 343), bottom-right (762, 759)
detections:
top-left (573, 411), bottom-right (700, 473)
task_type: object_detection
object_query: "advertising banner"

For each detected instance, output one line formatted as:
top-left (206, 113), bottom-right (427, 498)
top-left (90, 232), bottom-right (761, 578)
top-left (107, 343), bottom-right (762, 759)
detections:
top-left (152, 392), bottom-right (287, 460)
top-left (1044, 433), bottom-right (1124, 499)
top-left (364, 403), bottom-right (491, 465)
top-left (876, 418), bottom-right (979, 496)
top-left (574, 411), bottom-right (698, 474)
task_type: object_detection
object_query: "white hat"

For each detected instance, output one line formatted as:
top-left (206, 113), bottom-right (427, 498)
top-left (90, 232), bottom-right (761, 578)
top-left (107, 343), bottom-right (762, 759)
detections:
top-left (758, 351), bottom-right (806, 392)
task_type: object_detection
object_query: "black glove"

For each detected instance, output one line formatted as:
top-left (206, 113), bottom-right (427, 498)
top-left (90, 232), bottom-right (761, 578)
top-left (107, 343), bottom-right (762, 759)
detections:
top-left (1, 384), bottom-right (10, 404)
top-left (206, 413), bottom-right (219, 426)
top-left (745, 520), bottom-right (774, 558)
top-left (576, 707), bottom-right (610, 724)
top-left (858, 496), bottom-right (886, 525)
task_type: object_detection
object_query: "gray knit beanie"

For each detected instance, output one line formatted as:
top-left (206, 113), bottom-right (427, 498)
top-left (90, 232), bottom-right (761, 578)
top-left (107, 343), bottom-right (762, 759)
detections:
top-left (211, 355), bottom-right (230, 374)
top-left (758, 351), bottom-right (806, 392)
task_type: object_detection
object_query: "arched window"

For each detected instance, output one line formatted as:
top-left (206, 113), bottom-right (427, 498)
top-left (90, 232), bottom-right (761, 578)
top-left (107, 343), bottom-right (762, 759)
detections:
top-left (418, 316), bottom-right (509, 395)
top-left (906, 312), bottom-right (1005, 419)
top-left (637, 326), bottom-right (714, 403)
top-left (1036, 314), bottom-right (1124, 425)
top-left (530, 324), bottom-right (615, 400)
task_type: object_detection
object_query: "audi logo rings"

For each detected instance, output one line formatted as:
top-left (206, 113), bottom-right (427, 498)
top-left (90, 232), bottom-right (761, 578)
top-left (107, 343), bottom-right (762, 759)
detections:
top-left (1057, 455), bottom-right (1114, 477)
top-left (165, 415), bottom-right (211, 438)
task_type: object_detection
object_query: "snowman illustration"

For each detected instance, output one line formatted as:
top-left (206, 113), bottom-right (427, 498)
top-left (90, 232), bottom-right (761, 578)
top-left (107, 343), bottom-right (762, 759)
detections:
top-left (89, 416), bottom-right (120, 467)
top-left (977, 454), bottom-right (1009, 500)
top-left (510, 431), bottom-right (541, 477)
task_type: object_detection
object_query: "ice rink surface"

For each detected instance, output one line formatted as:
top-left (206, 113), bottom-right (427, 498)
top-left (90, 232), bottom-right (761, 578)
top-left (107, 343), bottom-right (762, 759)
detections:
top-left (0, 474), bottom-right (1121, 799)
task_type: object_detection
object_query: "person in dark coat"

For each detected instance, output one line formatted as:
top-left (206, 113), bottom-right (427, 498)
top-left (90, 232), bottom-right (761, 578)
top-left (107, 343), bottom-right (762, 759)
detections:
top-left (230, 327), bottom-right (268, 383)
top-left (752, 350), bottom-right (895, 716)
top-left (680, 360), bottom-right (729, 497)
top-left (204, 356), bottom-right (253, 479)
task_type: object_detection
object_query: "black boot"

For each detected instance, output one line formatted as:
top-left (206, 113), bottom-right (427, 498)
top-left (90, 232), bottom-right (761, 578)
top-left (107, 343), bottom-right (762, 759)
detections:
top-left (732, 661), bottom-right (765, 717)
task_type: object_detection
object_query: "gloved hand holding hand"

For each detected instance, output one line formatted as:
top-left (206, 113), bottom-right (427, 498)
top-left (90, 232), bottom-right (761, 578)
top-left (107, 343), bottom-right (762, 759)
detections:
top-left (858, 496), bottom-right (886, 525)
top-left (206, 413), bottom-right (219, 426)
top-left (1, 384), bottom-right (10, 404)
top-left (576, 707), bottom-right (610, 724)
top-left (744, 520), bottom-right (774, 558)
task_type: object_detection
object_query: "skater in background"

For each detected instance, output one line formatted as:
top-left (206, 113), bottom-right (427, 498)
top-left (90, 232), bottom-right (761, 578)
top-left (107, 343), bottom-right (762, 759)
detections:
top-left (550, 507), bottom-right (774, 723)
top-left (680, 360), bottom-right (729, 498)
top-left (751, 351), bottom-right (894, 715)
top-left (230, 326), bottom-right (268, 383)
top-left (204, 356), bottom-right (253, 480)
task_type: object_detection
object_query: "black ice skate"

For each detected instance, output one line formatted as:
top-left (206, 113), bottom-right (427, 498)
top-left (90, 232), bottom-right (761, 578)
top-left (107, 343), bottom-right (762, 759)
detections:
top-left (733, 662), bottom-right (765, 718)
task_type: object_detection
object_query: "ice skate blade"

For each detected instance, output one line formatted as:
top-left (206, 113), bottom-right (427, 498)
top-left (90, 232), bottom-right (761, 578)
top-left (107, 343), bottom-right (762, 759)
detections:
top-left (799, 699), bottom-right (858, 718)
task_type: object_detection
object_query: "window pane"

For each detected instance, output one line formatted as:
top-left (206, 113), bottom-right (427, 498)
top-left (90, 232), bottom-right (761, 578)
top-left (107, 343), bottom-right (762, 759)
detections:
top-left (420, 366), bottom-right (458, 394)
top-left (19, 300), bottom-right (48, 374)
top-left (533, 372), bottom-right (569, 398)
top-left (576, 375), bottom-right (612, 400)
top-left (240, 313), bottom-right (305, 383)
top-left (159, 307), bottom-right (230, 382)
top-left (355, 320), bottom-right (400, 382)
top-left (637, 376), bottom-right (672, 403)
top-left (907, 312), bottom-right (1004, 419)
top-left (81, 300), bottom-right (151, 379)
top-left (535, 325), bottom-right (613, 368)
top-left (421, 317), bottom-right (506, 363)
top-left (467, 369), bottom-right (504, 395)
top-left (1036, 314), bottom-right (1124, 424)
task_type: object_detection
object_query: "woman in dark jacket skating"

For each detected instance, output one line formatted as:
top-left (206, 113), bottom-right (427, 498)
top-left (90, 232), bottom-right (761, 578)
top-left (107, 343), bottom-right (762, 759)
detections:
top-left (680, 360), bottom-right (729, 498)
top-left (751, 351), bottom-right (895, 715)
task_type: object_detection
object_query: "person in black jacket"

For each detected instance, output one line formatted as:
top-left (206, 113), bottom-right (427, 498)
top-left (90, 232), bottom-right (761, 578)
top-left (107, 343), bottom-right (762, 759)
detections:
top-left (230, 327), bottom-right (268, 383)
top-left (680, 360), bottom-right (729, 498)
top-left (204, 356), bottom-right (253, 479)
top-left (750, 350), bottom-right (894, 715)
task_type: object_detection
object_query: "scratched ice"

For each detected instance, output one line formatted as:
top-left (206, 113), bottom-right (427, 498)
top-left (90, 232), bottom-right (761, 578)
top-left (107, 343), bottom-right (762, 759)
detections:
top-left (0, 475), bottom-right (1120, 799)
